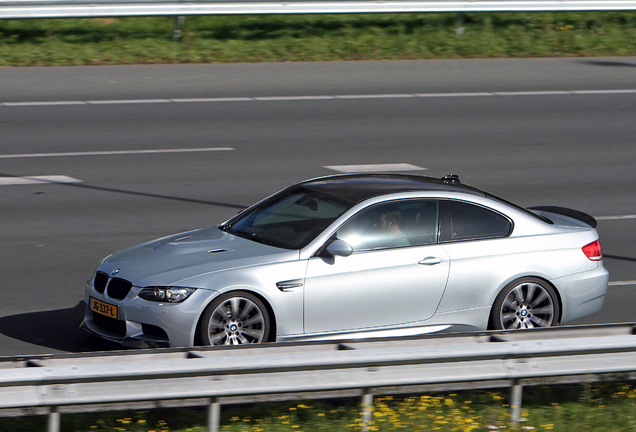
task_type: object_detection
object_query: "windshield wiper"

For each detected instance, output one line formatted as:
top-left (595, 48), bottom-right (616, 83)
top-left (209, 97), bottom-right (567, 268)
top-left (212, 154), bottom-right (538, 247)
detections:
top-left (219, 223), bottom-right (233, 232)
top-left (234, 229), bottom-right (274, 246)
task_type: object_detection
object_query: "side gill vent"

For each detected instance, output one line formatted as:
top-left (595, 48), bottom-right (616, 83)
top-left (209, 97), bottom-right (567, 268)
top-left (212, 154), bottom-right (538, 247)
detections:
top-left (208, 249), bottom-right (228, 254)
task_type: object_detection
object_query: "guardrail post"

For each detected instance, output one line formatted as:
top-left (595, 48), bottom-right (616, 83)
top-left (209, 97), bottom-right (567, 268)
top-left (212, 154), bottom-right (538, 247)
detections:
top-left (48, 407), bottom-right (60, 432)
top-left (360, 389), bottom-right (373, 432)
top-left (456, 13), bottom-right (465, 36)
top-left (207, 398), bottom-right (221, 432)
top-left (173, 16), bottom-right (185, 41)
top-left (510, 379), bottom-right (523, 427)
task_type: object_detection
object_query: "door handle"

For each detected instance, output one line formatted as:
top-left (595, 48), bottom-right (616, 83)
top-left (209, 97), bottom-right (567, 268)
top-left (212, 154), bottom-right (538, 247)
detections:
top-left (418, 257), bottom-right (442, 266)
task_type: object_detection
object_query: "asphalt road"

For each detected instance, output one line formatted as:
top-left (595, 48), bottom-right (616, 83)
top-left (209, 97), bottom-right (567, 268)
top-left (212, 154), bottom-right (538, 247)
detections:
top-left (1, 57), bottom-right (635, 356)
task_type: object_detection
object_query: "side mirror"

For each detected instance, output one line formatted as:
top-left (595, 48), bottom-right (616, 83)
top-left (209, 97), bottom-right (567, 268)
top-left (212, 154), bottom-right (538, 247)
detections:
top-left (326, 239), bottom-right (353, 257)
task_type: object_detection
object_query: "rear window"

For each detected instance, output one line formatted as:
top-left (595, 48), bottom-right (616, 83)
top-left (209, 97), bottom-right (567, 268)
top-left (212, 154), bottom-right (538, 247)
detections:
top-left (442, 201), bottom-right (512, 242)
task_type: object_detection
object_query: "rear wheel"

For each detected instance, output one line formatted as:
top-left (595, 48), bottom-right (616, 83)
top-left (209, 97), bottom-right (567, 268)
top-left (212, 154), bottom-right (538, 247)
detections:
top-left (200, 292), bottom-right (270, 345)
top-left (491, 278), bottom-right (559, 330)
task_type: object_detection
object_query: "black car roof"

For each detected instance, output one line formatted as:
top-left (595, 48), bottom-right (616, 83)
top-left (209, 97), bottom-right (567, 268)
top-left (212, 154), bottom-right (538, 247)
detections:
top-left (298, 174), bottom-right (486, 204)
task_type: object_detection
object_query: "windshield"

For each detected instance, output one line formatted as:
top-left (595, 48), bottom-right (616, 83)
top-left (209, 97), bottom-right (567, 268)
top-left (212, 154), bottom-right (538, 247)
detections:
top-left (221, 186), bottom-right (352, 249)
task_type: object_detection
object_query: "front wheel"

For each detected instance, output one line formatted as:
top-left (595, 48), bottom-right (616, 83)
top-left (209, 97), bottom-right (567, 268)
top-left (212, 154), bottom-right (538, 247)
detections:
top-left (200, 292), bottom-right (270, 345)
top-left (491, 278), bottom-right (559, 330)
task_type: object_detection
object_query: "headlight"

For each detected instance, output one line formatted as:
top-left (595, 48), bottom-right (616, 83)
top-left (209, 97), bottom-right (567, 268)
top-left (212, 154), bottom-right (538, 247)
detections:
top-left (138, 287), bottom-right (196, 303)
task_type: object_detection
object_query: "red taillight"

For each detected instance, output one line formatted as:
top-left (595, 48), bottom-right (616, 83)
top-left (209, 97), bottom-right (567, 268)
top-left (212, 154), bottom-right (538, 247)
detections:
top-left (582, 240), bottom-right (603, 261)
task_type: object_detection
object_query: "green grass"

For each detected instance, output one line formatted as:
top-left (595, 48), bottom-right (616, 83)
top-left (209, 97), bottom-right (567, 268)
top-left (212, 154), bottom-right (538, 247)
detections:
top-left (1, 12), bottom-right (636, 66)
top-left (4, 380), bottom-right (636, 431)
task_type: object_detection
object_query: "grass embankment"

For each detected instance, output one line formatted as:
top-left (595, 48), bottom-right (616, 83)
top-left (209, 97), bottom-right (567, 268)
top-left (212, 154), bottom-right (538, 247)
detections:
top-left (4, 380), bottom-right (636, 431)
top-left (0, 12), bottom-right (635, 66)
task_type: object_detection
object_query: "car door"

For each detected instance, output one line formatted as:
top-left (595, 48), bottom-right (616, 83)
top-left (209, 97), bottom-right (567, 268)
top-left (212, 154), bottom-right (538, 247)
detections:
top-left (303, 199), bottom-right (450, 334)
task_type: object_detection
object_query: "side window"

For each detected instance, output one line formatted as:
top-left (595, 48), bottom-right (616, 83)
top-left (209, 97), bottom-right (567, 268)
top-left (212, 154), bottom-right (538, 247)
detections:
top-left (441, 201), bottom-right (511, 242)
top-left (337, 200), bottom-right (439, 252)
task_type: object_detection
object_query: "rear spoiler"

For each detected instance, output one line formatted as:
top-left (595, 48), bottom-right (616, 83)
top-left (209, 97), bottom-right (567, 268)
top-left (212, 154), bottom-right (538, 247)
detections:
top-left (528, 206), bottom-right (597, 228)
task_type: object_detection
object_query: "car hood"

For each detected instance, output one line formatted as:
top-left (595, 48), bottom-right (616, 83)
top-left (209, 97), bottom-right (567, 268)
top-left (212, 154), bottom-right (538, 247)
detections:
top-left (98, 226), bottom-right (299, 288)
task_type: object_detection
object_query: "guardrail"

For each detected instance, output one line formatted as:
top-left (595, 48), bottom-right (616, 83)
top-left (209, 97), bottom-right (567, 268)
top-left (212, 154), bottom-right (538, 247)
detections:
top-left (3, 323), bottom-right (636, 432)
top-left (2, 0), bottom-right (636, 19)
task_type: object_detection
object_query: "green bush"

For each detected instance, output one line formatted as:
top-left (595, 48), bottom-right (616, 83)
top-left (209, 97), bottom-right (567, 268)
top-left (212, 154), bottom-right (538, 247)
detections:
top-left (1, 12), bottom-right (635, 66)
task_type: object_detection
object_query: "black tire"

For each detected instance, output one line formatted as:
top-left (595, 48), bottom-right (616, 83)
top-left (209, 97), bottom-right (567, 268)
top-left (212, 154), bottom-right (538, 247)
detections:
top-left (200, 292), bottom-right (270, 346)
top-left (491, 277), bottom-right (560, 330)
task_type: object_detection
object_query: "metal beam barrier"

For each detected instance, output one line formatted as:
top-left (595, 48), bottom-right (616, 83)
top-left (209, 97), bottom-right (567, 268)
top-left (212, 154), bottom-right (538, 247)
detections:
top-left (2, 0), bottom-right (636, 19)
top-left (2, 326), bottom-right (636, 431)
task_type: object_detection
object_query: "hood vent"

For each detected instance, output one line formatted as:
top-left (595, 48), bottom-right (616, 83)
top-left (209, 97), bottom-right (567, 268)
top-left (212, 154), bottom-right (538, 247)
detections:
top-left (174, 235), bottom-right (193, 242)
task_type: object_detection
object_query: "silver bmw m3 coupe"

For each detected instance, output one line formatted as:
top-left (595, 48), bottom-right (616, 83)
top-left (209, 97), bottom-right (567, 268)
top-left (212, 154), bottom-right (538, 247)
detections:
top-left (81, 174), bottom-right (608, 348)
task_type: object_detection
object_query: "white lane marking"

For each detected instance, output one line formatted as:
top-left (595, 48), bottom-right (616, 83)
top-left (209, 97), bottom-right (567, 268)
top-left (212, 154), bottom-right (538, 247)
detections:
top-left (416, 92), bottom-right (493, 97)
top-left (324, 163), bottom-right (427, 173)
top-left (172, 97), bottom-right (252, 102)
top-left (596, 215), bottom-right (636, 221)
top-left (3, 101), bottom-right (85, 106)
top-left (3, 89), bottom-right (636, 107)
top-left (0, 148), bottom-right (234, 159)
top-left (609, 281), bottom-right (636, 287)
top-left (0, 175), bottom-right (82, 186)
top-left (573, 89), bottom-right (636, 94)
top-left (493, 91), bottom-right (570, 96)
top-left (87, 99), bottom-right (171, 104)
top-left (335, 94), bottom-right (415, 99)
top-left (253, 96), bottom-right (335, 101)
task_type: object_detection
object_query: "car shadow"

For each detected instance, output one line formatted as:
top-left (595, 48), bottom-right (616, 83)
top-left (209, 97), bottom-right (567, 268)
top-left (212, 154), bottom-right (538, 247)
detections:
top-left (578, 59), bottom-right (636, 68)
top-left (0, 301), bottom-right (111, 353)
top-left (605, 254), bottom-right (636, 263)
top-left (0, 172), bottom-right (247, 210)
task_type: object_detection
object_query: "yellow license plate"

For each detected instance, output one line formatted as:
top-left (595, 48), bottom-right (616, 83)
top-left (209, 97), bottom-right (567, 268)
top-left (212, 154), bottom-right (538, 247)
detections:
top-left (91, 297), bottom-right (118, 319)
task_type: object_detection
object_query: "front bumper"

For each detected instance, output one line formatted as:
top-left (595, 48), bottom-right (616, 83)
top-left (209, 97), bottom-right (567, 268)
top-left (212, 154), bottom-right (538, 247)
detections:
top-left (80, 318), bottom-right (170, 348)
top-left (81, 283), bottom-right (218, 348)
